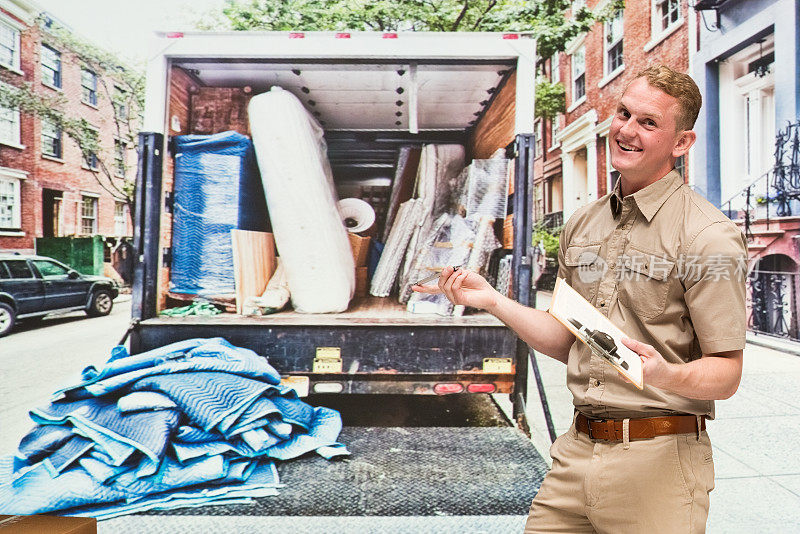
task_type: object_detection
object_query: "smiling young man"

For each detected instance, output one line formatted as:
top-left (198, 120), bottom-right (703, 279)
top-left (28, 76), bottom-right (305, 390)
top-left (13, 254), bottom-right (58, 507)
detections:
top-left (413, 65), bottom-right (747, 533)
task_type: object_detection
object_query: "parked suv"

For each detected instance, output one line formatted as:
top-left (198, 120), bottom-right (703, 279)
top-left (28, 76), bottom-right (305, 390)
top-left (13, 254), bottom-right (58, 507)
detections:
top-left (0, 254), bottom-right (119, 337)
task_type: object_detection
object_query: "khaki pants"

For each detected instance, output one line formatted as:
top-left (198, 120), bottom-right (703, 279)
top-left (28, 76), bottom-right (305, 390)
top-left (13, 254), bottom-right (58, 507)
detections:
top-left (525, 420), bottom-right (715, 534)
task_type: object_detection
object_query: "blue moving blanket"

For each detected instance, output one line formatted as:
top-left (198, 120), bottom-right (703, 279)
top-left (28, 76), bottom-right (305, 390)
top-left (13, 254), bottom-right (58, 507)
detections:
top-left (0, 338), bottom-right (348, 520)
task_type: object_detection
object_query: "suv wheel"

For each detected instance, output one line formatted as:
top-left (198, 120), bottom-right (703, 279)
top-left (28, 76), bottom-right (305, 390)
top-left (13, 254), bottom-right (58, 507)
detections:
top-left (0, 302), bottom-right (15, 337)
top-left (87, 289), bottom-right (114, 317)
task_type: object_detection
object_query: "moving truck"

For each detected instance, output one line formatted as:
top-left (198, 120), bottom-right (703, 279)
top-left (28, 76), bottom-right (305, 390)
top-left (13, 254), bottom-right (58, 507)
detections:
top-left (131, 31), bottom-right (543, 432)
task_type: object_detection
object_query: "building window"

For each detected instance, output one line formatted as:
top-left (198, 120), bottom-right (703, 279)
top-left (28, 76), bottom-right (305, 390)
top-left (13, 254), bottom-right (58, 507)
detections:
top-left (114, 201), bottom-right (126, 236)
top-left (114, 86), bottom-right (128, 120)
top-left (0, 174), bottom-right (21, 229)
top-left (534, 120), bottom-right (543, 158)
top-left (551, 114), bottom-right (561, 148)
top-left (41, 45), bottom-right (62, 88)
top-left (0, 102), bottom-right (20, 146)
top-left (656, 0), bottom-right (680, 32)
top-left (572, 0), bottom-right (586, 14)
top-left (84, 151), bottom-right (98, 170)
top-left (0, 21), bottom-right (20, 71)
top-left (675, 154), bottom-right (685, 179)
top-left (572, 46), bottom-right (586, 103)
top-left (605, 10), bottom-right (624, 75)
top-left (81, 69), bottom-right (98, 106)
top-left (81, 195), bottom-right (98, 235)
top-left (114, 140), bottom-right (125, 176)
top-left (41, 120), bottom-right (62, 158)
top-left (551, 53), bottom-right (560, 83)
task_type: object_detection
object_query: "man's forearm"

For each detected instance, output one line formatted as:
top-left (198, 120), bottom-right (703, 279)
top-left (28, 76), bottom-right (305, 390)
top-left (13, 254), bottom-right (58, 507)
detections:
top-left (487, 293), bottom-right (574, 364)
top-left (660, 350), bottom-right (743, 400)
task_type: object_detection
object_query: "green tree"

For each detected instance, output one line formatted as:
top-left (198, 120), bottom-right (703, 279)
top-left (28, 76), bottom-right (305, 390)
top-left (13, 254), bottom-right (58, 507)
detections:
top-left (197, 0), bottom-right (624, 62)
top-left (0, 16), bottom-right (144, 212)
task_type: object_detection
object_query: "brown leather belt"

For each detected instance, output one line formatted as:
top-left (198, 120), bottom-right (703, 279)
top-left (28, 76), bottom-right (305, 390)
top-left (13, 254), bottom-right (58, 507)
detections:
top-left (576, 412), bottom-right (705, 441)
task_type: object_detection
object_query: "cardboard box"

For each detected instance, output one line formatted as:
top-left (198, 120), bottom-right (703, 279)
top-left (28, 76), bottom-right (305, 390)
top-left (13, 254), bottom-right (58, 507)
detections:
top-left (355, 266), bottom-right (369, 297)
top-left (503, 214), bottom-right (514, 249)
top-left (348, 234), bottom-right (371, 267)
top-left (0, 515), bottom-right (96, 533)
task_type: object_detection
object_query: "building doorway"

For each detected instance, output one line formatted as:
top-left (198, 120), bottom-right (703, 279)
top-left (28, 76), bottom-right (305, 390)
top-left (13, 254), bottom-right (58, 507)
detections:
top-left (42, 189), bottom-right (63, 238)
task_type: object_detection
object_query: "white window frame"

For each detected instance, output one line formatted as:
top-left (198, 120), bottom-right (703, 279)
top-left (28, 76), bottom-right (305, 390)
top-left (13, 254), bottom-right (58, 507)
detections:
top-left (601, 10), bottom-right (624, 85)
top-left (551, 53), bottom-right (560, 83)
top-left (41, 44), bottom-right (62, 89)
top-left (81, 68), bottom-right (98, 106)
top-left (80, 194), bottom-right (99, 235)
top-left (114, 139), bottom-right (126, 176)
top-left (0, 100), bottom-right (21, 148)
top-left (550, 114), bottom-right (562, 150)
top-left (645, 0), bottom-right (683, 52)
top-left (41, 119), bottom-right (62, 159)
top-left (569, 45), bottom-right (586, 111)
top-left (0, 17), bottom-right (22, 73)
top-left (114, 201), bottom-right (126, 236)
top-left (0, 166), bottom-right (26, 231)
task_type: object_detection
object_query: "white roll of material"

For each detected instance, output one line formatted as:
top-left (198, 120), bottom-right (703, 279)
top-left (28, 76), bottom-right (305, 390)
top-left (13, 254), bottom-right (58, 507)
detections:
top-left (248, 87), bottom-right (354, 313)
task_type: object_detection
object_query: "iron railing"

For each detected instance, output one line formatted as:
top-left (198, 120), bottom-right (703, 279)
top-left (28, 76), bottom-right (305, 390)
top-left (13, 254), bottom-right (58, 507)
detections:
top-left (747, 270), bottom-right (800, 342)
top-left (719, 121), bottom-right (800, 238)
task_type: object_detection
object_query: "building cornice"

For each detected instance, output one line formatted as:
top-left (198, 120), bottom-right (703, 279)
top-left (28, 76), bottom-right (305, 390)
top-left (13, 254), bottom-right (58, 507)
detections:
top-left (0, 0), bottom-right (40, 26)
top-left (557, 109), bottom-right (598, 152)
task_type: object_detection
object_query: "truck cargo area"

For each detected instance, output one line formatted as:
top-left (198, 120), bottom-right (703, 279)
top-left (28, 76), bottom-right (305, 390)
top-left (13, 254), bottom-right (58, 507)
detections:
top-left (132, 32), bottom-right (537, 406)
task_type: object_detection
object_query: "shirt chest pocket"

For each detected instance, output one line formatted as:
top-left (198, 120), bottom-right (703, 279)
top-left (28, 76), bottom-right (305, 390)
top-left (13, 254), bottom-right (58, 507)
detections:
top-left (617, 247), bottom-right (675, 319)
top-left (564, 244), bottom-right (603, 302)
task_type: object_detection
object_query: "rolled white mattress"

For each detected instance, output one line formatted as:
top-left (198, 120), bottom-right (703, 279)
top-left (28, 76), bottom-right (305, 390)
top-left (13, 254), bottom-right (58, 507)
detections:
top-left (248, 87), bottom-right (354, 313)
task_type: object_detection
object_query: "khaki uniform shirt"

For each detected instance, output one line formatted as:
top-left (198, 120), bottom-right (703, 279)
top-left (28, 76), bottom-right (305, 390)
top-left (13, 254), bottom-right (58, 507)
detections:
top-left (556, 169), bottom-right (747, 419)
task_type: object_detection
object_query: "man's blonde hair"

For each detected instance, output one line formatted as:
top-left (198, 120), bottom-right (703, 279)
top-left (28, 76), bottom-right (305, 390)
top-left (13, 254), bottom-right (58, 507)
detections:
top-left (630, 65), bottom-right (702, 131)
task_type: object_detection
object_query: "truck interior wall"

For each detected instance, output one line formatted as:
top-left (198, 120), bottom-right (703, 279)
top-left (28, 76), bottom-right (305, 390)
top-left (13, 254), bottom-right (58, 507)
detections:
top-left (191, 87), bottom-right (252, 136)
top-left (158, 67), bottom-right (194, 311)
top-left (467, 71), bottom-right (517, 160)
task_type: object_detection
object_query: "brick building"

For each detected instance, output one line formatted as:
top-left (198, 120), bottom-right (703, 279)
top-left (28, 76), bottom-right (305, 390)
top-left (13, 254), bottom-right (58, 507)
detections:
top-left (535, 0), bottom-right (694, 223)
top-left (0, 0), bottom-right (134, 254)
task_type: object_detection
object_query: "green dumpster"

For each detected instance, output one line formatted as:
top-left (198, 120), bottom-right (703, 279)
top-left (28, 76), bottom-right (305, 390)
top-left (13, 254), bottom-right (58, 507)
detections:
top-left (35, 236), bottom-right (105, 276)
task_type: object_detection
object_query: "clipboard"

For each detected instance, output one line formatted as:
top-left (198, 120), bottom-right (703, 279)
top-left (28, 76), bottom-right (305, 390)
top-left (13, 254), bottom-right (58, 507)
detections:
top-left (549, 277), bottom-right (644, 389)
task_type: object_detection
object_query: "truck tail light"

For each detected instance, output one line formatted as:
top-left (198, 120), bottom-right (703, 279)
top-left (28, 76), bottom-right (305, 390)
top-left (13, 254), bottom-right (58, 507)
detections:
top-left (166, 32), bottom-right (184, 39)
top-left (467, 383), bottom-right (496, 394)
top-left (336, 33), bottom-right (351, 39)
top-left (502, 33), bottom-right (519, 40)
top-left (434, 383), bottom-right (463, 395)
top-left (289, 32), bottom-right (305, 39)
top-left (383, 33), bottom-right (398, 39)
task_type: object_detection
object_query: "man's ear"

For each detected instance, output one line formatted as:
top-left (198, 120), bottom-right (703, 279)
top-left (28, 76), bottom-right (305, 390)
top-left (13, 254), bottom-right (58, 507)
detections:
top-left (673, 130), bottom-right (696, 157)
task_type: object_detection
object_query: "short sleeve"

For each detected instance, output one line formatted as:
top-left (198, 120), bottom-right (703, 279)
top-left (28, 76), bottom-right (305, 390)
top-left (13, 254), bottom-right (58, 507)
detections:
top-left (682, 221), bottom-right (748, 354)
top-left (556, 217), bottom-right (574, 282)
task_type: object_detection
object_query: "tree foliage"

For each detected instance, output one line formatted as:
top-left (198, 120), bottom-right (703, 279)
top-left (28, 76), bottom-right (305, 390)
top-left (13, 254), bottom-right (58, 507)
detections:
top-left (0, 16), bottom-right (144, 204)
top-left (198, 0), bottom-right (625, 61)
top-left (535, 79), bottom-right (566, 121)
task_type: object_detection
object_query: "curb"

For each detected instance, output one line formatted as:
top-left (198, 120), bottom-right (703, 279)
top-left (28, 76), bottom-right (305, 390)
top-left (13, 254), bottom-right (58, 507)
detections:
top-left (746, 332), bottom-right (800, 356)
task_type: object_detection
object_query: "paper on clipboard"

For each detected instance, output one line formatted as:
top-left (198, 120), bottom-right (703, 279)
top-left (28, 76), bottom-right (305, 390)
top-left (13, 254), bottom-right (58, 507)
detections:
top-left (549, 277), bottom-right (644, 389)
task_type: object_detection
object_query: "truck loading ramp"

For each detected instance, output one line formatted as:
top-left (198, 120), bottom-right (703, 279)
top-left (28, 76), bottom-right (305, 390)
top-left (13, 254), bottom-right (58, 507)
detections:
top-left (101, 395), bottom-right (548, 533)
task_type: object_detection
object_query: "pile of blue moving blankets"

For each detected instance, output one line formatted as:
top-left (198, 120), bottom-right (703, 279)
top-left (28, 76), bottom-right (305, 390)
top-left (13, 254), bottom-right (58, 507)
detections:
top-left (0, 338), bottom-right (348, 520)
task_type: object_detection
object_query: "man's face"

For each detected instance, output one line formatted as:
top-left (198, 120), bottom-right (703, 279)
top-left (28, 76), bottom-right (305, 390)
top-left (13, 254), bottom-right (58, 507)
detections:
top-left (609, 77), bottom-right (685, 182)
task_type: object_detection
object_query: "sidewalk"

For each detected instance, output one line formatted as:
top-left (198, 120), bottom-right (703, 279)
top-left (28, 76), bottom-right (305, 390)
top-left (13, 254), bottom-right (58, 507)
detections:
top-left (524, 291), bottom-right (800, 533)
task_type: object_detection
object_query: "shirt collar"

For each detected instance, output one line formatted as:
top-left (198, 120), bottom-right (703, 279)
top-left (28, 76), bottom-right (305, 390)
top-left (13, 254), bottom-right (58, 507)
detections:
top-left (609, 169), bottom-right (684, 222)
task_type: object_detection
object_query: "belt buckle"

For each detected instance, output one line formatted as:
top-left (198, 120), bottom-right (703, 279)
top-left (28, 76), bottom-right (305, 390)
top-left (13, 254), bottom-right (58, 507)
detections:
top-left (587, 418), bottom-right (606, 440)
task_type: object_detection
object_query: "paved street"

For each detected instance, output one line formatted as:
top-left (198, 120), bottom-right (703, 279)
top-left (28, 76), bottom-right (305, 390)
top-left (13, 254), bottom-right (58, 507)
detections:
top-left (524, 291), bottom-right (800, 533)
top-left (2, 293), bottom-right (799, 532)
top-left (0, 297), bottom-right (133, 454)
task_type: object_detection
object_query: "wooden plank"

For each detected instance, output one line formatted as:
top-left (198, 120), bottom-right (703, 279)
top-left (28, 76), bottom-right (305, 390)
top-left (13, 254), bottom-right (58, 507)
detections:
top-left (143, 295), bottom-right (504, 327)
top-left (468, 71), bottom-right (517, 160)
top-left (231, 230), bottom-right (277, 314)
